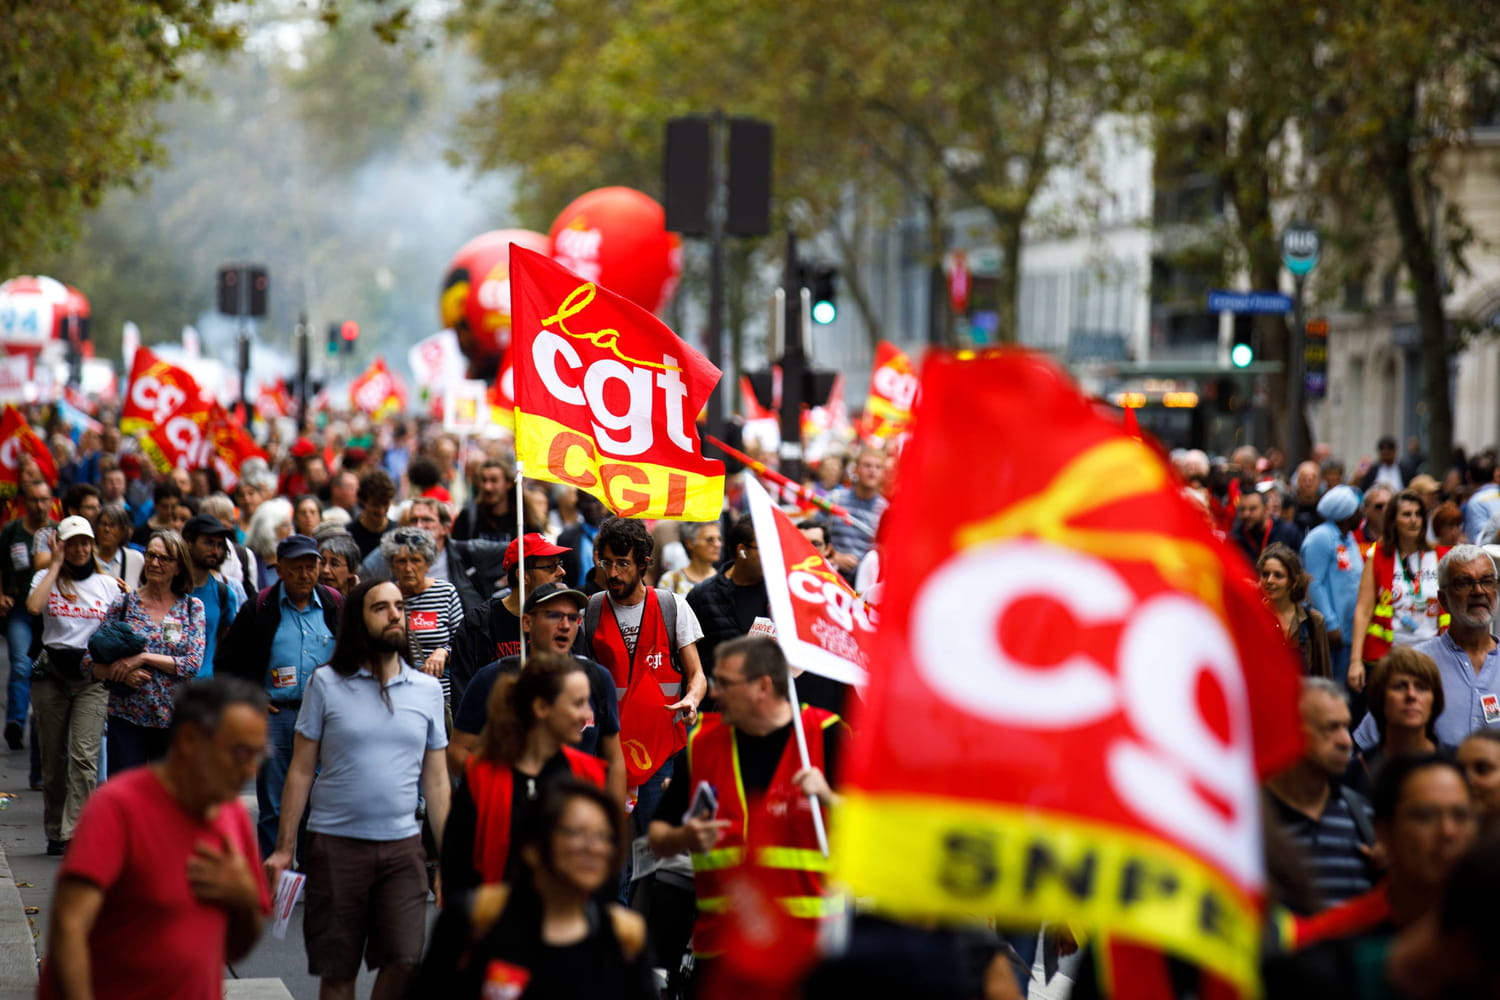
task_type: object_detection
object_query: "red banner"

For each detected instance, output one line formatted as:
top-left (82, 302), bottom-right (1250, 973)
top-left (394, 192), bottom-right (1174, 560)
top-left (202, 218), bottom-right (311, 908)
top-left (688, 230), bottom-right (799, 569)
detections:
top-left (120, 347), bottom-right (216, 474)
top-left (833, 349), bottom-right (1301, 994)
top-left (350, 356), bottom-right (407, 419)
top-left (0, 405), bottom-right (58, 498)
top-left (510, 245), bottom-right (724, 520)
top-left (744, 477), bottom-right (871, 686)
top-left (203, 402), bottom-right (267, 491)
top-left (858, 341), bottom-right (919, 445)
top-left (120, 347), bottom-right (211, 437)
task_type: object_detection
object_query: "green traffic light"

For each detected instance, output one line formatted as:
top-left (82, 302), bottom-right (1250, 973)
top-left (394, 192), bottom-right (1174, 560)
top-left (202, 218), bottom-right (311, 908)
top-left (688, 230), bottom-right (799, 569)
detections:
top-left (1230, 343), bottom-right (1254, 368)
top-left (812, 300), bottom-right (837, 325)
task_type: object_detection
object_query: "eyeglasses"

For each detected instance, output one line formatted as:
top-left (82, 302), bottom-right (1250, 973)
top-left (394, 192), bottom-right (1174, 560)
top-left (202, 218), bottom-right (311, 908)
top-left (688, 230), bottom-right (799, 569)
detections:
top-left (557, 825), bottom-right (615, 849)
top-left (530, 561), bottom-right (562, 573)
top-left (144, 552), bottom-right (177, 564)
top-left (227, 744), bottom-right (271, 766)
top-left (595, 558), bottom-right (637, 572)
top-left (539, 610), bottom-right (583, 624)
top-left (1448, 576), bottom-right (1499, 593)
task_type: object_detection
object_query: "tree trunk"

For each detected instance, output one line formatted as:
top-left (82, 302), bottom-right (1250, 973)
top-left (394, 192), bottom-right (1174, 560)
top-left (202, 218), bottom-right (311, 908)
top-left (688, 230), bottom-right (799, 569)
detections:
top-left (993, 215), bottom-right (1024, 344)
top-left (1383, 120), bottom-right (1452, 477)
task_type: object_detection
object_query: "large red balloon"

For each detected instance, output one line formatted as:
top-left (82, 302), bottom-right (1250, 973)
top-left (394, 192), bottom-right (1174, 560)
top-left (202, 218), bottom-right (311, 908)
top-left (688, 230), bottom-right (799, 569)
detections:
top-left (548, 187), bottom-right (681, 315)
top-left (439, 228), bottom-right (550, 368)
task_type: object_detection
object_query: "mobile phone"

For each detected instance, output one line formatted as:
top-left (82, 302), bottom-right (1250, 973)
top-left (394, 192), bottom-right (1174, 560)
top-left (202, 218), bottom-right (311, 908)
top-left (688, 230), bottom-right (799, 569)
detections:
top-left (686, 781), bottom-right (718, 822)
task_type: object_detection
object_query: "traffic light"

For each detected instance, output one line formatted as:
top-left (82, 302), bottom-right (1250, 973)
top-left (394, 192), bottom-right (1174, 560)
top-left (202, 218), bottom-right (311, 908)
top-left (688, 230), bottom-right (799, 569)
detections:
top-left (1230, 320), bottom-right (1254, 368)
top-left (809, 266), bottom-right (838, 325)
top-left (326, 323), bottom-right (340, 356)
top-left (340, 321), bottom-right (360, 354)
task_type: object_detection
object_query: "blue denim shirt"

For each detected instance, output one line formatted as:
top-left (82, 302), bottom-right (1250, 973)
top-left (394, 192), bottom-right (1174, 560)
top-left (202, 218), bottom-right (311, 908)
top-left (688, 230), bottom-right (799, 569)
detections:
top-left (265, 587), bottom-right (334, 704)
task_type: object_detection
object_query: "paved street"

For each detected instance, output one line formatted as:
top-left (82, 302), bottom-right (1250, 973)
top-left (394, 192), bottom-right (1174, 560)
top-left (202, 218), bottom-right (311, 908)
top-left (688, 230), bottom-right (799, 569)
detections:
top-left (0, 743), bottom-right (1073, 999)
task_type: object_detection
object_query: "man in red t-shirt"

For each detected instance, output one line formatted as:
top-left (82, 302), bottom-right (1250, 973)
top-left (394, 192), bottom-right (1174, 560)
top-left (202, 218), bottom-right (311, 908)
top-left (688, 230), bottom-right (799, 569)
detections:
top-left (40, 678), bottom-right (272, 1000)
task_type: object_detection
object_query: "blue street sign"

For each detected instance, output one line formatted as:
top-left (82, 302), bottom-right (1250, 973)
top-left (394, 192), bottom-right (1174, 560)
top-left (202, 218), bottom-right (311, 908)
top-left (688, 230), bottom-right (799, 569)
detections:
top-left (1208, 290), bottom-right (1293, 314)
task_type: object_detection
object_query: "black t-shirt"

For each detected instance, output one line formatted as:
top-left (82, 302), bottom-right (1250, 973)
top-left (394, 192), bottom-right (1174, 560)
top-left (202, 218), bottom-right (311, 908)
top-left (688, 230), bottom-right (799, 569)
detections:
top-left (454, 654), bottom-right (620, 757)
top-left (653, 715), bottom-right (843, 824)
top-left (792, 671), bottom-right (856, 721)
top-left (450, 599), bottom-right (522, 706)
top-left (348, 516), bottom-right (395, 560)
top-left (731, 581), bottom-right (768, 632)
top-left (441, 750), bottom-right (574, 896)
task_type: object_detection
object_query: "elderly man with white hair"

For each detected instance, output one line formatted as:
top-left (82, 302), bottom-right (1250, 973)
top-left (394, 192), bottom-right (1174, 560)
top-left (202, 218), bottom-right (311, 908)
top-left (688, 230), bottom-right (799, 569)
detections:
top-left (1301, 485), bottom-right (1365, 689)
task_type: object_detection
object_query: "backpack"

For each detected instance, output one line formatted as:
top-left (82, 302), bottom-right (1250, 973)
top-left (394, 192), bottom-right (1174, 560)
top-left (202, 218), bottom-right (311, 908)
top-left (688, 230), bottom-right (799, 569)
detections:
top-left (583, 587), bottom-right (683, 678)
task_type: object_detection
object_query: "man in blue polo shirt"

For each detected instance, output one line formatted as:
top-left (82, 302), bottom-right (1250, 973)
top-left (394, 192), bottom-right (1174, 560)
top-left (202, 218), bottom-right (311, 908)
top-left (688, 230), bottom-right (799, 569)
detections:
top-left (217, 534), bottom-right (341, 855)
top-left (265, 578), bottom-right (448, 1000)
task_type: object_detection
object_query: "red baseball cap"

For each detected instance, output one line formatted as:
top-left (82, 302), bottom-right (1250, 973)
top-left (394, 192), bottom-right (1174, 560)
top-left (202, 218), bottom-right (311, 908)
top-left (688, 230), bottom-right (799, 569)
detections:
top-left (289, 437), bottom-right (317, 459)
top-left (503, 533), bottom-right (571, 572)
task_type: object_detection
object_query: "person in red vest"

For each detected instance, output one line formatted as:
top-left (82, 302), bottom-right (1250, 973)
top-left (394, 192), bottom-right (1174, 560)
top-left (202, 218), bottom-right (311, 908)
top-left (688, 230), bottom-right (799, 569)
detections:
top-left (648, 635), bottom-right (845, 979)
top-left (580, 517), bottom-right (706, 851)
top-left (440, 652), bottom-right (606, 900)
top-left (1350, 489), bottom-right (1449, 694)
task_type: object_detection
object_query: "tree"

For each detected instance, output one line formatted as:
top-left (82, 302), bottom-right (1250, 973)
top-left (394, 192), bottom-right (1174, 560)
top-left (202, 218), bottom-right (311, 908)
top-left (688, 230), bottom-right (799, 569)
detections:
top-left (0, 1), bottom-right (239, 275)
top-left (448, 0), bottom-right (1126, 347)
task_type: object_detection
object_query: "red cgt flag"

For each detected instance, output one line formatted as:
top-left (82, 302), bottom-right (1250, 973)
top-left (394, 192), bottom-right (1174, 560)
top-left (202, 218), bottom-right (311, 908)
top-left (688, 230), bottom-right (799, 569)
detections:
top-left (509, 245), bottom-right (724, 520)
top-left (744, 477), bottom-right (872, 687)
top-left (833, 349), bottom-right (1301, 996)
top-left (858, 340), bottom-right (919, 445)
top-left (120, 346), bottom-right (211, 438)
top-left (0, 405), bottom-right (58, 498)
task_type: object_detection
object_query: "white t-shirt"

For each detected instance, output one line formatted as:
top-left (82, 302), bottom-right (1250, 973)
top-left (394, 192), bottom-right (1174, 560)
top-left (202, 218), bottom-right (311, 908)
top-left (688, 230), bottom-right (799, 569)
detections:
top-left (605, 591), bottom-right (703, 658)
top-left (30, 569), bottom-right (122, 650)
top-left (1388, 549), bottom-right (1442, 644)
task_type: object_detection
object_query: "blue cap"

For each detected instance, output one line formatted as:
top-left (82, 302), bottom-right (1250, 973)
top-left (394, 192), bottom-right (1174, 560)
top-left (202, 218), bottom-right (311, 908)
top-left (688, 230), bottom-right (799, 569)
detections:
top-left (276, 534), bottom-right (321, 562)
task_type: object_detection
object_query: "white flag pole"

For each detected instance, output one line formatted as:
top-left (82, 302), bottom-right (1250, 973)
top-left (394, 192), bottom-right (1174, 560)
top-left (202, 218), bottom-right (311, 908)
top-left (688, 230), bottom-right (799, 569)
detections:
top-left (516, 460), bottom-right (527, 669)
top-left (784, 665), bottom-right (830, 858)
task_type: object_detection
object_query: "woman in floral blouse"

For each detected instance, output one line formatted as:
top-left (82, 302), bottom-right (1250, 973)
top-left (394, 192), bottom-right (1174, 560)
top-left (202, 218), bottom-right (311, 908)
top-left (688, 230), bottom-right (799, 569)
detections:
top-left (87, 529), bottom-right (206, 775)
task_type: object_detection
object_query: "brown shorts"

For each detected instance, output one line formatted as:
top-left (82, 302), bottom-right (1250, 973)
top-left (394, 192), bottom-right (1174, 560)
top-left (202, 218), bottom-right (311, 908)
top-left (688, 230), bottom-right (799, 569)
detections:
top-left (302, 832), bottom-right (428, 978)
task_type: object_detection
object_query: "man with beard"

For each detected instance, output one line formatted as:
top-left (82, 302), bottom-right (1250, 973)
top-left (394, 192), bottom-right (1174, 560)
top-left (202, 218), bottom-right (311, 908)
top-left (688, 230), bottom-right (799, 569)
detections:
top-left (1229, 487), bottom-right (1301, 566)
top-left (580, 517), bottom-right (705, 849)
top-left (451, 459), bottom-right (516, 544)
top-left (182, 514), bottom-right (244, 678)
top-left (265, 579), bottom-right (449, 1000)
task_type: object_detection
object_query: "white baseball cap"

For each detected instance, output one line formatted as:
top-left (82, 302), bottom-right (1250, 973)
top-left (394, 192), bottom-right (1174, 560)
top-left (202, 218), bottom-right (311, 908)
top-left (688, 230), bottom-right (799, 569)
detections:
top-left (57, 516), bottom-right (95, 542)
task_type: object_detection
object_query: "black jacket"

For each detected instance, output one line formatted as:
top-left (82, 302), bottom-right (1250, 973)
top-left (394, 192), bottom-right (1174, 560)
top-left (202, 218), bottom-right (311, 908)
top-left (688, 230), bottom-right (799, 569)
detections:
top-left (686, 571), bottom-right (768, 670)
top-left (216, 582), bottom-right (343, 689)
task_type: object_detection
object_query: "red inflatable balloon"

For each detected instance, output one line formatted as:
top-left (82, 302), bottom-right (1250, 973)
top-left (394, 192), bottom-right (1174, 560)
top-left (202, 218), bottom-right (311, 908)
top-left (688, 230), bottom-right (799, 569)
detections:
top-left (439, 228), bottom-right (550, 369)
top-left (548, 187), bottom-right (681, 315)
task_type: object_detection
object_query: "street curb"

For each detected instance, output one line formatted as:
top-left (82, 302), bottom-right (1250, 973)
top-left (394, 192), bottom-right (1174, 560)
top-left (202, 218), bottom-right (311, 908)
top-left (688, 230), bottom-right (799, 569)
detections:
top-left (0, 837), bottom-right (39, 998)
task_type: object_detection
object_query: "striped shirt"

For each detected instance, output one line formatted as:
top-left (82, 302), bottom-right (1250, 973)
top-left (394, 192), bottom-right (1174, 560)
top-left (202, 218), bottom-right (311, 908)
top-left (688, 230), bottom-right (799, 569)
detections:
top-left (403, 579), bottom-right (463, 702)
top-left (1267, 784), bottom-right (1375, 909)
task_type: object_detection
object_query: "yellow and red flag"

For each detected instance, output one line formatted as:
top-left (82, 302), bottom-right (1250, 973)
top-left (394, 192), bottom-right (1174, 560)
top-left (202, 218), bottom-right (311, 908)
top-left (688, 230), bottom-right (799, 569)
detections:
top-left (204, 402), bottom-right (268, 491)
top-left (858, 340), bottom-right (919, 444)
top-left (0, 405), bottom-right (58, 498)
top-left (509, 245), bottom-right (724, 520)
top-left (833, 349), bottom-right (1301, 995)
top-left (121, 347), bottom-right (217, 474)
top-left (350, 356), bottom-right (407, 419)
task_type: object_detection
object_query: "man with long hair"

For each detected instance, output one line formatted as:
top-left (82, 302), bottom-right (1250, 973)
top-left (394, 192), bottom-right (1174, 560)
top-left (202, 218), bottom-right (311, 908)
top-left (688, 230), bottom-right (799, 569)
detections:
top-left (265, 579), bottom-right (450, 1000)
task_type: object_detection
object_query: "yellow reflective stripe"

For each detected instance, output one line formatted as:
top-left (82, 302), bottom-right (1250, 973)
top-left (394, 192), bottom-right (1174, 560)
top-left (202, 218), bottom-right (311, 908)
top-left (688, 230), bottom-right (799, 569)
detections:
top-left (696, 894), bottom-right (841, 918)
top-left (1367, 623), bottom-right (1394, 641)
top-left (691, 848), bottom-right (745, 872)
top-left (1373, 603), bottom-right (1394, 616)
top-left (1439, 613), bottom-right (1451, 628)
top-left (782, 895), bottom-right (844, 918)
top-left (755, 847), bottom-right (831, 872)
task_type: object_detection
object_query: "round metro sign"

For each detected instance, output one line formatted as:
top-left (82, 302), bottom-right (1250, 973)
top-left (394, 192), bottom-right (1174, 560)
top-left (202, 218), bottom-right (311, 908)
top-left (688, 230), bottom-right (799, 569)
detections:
top-left (1281, 224), bottom-right (1321, 277)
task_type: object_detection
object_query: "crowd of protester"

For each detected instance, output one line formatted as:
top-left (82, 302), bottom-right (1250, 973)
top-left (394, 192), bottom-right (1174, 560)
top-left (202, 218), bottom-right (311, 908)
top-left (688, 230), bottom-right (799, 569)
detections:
top-left (10, 397), bottom-right (1500, 999)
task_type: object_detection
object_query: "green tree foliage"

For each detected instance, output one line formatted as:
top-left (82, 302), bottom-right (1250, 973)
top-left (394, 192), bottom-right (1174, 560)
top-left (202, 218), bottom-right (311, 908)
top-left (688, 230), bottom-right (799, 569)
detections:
top-left (449, 0), bottom-right (1126, 346)
top-left (0, 1), bottom-right (240, 275)
top-left (29, 6), bottom-right (503, 368)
